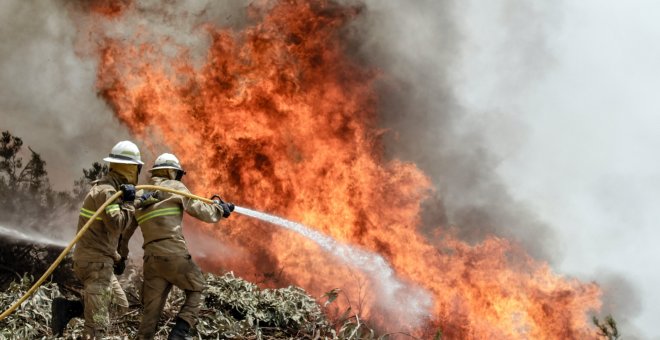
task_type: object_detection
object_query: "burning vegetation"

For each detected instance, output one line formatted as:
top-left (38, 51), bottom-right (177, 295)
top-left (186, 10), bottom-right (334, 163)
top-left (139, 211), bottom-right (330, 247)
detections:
top-left (0, 0), bottom-right (625, 339)
top-left (1, 270), bottom-right (376, 339)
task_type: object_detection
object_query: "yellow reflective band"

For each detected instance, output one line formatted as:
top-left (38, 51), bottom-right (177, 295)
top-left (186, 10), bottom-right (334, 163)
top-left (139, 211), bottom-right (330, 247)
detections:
top-left (105, 204), bottom-right (120, 214)
top-left (137, 207), bottom-right (181, 222)
top-left (80, 214), bottom-right (102, 221)
top-left (138, 210), bottom-right (182, 224)
top-left (79, 208), bottom-right (102, 221)
top-left (80, 207), bottom-right (96, 215)
top-left (137, 207), bottom-right (182, 224)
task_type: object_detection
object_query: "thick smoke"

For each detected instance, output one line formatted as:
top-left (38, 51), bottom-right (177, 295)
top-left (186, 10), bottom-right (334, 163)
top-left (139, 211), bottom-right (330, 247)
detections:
top-left (0, 1), bottom-right (135, 241)
top-left (348, 0), bottom-right (560, 261)
top-left (65, 0), bottom-right (251, 68)
top-left (597, 273), bottom-right (643, 339)
top-left (0, 1), bottom-right (131, 191)
top-left (345, 0), bottom-right (644, 336)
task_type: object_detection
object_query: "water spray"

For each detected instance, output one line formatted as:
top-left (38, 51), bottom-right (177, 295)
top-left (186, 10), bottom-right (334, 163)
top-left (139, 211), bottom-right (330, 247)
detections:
top-left (220, 197), bottom-right (403, 279)
top-left (0, 225), bottom-right (68, 248)
top-left (234, 207), bottom-right (432, 318)
top-left (235, 206), bottom-right (396, 279)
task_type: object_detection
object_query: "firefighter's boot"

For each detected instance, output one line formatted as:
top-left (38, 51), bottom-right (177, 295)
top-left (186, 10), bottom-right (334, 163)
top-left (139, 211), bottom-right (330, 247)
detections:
top-left (167, 318), bottom-right (193, 340)
top-left (51, 297), bottom-right (84, 336)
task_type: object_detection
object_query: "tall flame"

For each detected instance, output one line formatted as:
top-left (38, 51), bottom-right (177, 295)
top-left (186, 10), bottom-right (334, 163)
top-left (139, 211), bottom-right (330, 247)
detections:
top-left (76, 1), bottom-right (602, 338)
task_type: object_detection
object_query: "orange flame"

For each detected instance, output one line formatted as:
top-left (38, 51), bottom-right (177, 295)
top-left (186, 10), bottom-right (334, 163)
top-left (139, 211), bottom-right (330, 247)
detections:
top-left (78, 1), bottom-right (602, 338)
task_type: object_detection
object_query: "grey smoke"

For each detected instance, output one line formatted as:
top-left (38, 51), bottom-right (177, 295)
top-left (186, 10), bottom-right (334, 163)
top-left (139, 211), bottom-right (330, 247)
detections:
top-left (0, 1), bottom-right (132, 191)
top-left (350, 0), bottom-right (646, 337)
top-left (597, 272), bottom-right (643, 339)
top-left (350, 0), bottom-right (559, 260)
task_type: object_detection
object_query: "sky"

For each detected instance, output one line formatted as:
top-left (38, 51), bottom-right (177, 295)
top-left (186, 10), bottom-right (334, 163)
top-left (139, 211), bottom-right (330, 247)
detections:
top-left (455, 0), bottom-right (660, 338)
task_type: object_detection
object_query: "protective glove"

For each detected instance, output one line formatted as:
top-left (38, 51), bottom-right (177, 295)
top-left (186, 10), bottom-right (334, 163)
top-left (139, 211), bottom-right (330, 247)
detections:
top-left (220, 203), bottom-right (234, 218)
top-left (213, 199), bottom-right (234, 218)
top-left (119, 184), bottom-right (136, 202)
top-left (135, 191), bottom-right (160, 209)
top-left (114, 258), bottom-right (127, 275)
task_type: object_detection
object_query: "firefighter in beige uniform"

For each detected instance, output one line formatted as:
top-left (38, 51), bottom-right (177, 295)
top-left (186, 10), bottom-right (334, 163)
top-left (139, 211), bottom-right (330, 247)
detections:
top-left (71, 141), bottom-right (142, 338)
top-left (131, 153), bottom-right (233, 340)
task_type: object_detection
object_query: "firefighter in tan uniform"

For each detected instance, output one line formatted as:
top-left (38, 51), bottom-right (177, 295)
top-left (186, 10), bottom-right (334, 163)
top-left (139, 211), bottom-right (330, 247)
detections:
top-left (71, 141), bottom-right (142, 338)
top-left (130, 153), bottom-right (233, 340)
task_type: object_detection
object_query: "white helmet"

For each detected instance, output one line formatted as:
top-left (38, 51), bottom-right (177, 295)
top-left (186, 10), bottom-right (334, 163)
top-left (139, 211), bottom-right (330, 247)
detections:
top-left (150, 153), bottom-right (183, 171)
top-left (103, 141), bottom-right (144, 165)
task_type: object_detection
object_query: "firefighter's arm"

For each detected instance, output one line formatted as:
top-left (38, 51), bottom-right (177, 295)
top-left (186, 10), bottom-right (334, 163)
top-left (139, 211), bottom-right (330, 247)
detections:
top-left (98, 187), bottom-right (133, 234)
top-left (134, 189), bottom-right (161, 209)
top-left (118, 204), bottom-right (138, 259)
top-left (113, 203), bottom-right (137, 275)
top-left (173, 181), bottom-right (224, 223)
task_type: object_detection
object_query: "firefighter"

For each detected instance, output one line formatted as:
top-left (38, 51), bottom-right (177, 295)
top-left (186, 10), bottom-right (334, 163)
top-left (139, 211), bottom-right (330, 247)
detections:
top-left (66, 140), bottom-right (142, 338)
top-left (130, 153), bottom-right (233, 340)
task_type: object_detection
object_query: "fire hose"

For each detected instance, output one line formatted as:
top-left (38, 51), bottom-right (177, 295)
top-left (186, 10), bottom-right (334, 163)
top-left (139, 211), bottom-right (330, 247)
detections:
top-left (0, 184), bottom-right (220, 321)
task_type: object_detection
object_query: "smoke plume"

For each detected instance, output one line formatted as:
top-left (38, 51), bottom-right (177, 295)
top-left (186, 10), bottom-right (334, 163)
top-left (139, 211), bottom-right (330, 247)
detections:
top-left (0, 1), bottom-right (131, 191)
top-left (349, 0), bottom-right (560, 261)
top-left (352, 1), bottom-right (640, 334)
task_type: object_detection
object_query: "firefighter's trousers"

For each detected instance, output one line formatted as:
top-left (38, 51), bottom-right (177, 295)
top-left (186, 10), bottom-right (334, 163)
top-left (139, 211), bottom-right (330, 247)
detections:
top-left (137, 255), bottom-right (205, 339)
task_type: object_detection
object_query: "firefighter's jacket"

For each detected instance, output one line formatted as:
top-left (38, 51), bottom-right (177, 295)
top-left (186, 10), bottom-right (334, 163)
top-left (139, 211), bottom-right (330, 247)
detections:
top-left (73, 172), bottom-right (137, 264)
top-left (132, 176), bottom-right (224, 256)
